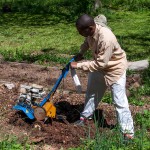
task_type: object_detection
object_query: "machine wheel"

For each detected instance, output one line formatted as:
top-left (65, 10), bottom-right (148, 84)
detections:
top-left (34, 107), bottom-right (46, 121)
top-left (32, 121), bottom-right (44, 131)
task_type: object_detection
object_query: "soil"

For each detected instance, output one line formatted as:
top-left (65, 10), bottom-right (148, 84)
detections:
top-left (0, 61), bottom-right (149, 150)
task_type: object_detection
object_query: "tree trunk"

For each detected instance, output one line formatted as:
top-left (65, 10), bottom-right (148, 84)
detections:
top-left (94, 0), bottom-right (102, 10)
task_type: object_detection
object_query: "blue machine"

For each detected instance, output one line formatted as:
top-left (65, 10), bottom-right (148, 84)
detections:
top-left (13, 57), bottom-right (75, 120)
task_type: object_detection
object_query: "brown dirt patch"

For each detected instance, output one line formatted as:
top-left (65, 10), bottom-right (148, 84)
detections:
top-left (0, 61), bottom-right (149, 149)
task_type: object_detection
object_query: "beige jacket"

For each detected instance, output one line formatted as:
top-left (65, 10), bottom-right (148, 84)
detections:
top-left (77, 24), bottom-right (128, 86)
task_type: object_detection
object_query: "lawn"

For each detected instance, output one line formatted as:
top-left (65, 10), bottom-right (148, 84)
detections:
top-left (0, 10), bottom-right (149, 64)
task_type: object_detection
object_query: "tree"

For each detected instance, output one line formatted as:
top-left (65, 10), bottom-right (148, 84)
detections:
top-left (94, 0), bottom-right (102, 10)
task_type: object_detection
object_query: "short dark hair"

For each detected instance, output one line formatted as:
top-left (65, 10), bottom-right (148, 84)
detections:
top-left (76, 14), bottom-right (95, 29)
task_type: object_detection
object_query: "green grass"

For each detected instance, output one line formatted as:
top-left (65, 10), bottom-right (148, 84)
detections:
top-left (101, 0), bottom-right (150, 11)
top-left (135, 110), bottom-right (150, 130)
top-left (69, 129), bottom-right (150, 150)
top-left (0, 13), bottom-right (83, 64)
top-left (0, 10), bottom-right (149, 63)
top-left (107, 10), bottom-right (150, 61)
top-left (0, 136), bottom-right (30, 150)
top-left (69, 110), bottom-right (150, 150)
top-left (0, 0), bottom-right (149, 14)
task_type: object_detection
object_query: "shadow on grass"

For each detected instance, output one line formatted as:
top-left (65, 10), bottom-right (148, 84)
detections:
top-left (116, 31), bottom-right (150, 60)
top-left (41, 48), bottom-right (56, 53)
top-left (2, 44), bottom-right (80, 64)
top-left (0, 0), bottom-right (93, 26)
top-left (141, 64), bottom-right (150, 89)
top-left (3, 47), bottom-right (70, 64)
top-left (0, 13), bottom-right (72, 27)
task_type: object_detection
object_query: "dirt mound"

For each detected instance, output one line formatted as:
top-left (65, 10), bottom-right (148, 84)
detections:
top-left (0, 61), bottom-right (149, 149)
top-left (8, 108), bottom-right (95, 149)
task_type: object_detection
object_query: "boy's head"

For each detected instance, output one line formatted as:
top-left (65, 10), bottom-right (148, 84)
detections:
top-left (76, 14), bottom-right (96, 37)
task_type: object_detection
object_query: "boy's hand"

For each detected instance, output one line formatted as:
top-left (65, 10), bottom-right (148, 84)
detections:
top-left (74, 53), bottom-right (84, 61)
top-left (70, 62), bottom-right (77, 69)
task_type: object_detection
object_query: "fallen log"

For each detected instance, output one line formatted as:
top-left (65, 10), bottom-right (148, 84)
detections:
top-left (128, 59), bottom-right (149, 71)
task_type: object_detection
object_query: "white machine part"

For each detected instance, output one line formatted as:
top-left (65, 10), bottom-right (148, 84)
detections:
top-left (18, 85), bottom-right (46, 106)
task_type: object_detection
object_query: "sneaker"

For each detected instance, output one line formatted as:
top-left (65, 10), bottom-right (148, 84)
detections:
top-left (74, 117), bottom-right (85, 126)
top-left (124, 134), bottom-right (134, 140)
top-left (88, 115), bottom-right (93, 120)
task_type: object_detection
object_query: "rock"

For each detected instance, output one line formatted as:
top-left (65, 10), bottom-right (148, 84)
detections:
top-left (126, 73), bottom-right (142, 90)
top-left (128, 60), bottom-right (149, 71)
top-left (42, 145), bottom-right (59, 150)
top-left (20, 87), bottom-right (26, 93)
top-left (126, 89), bottom-right (131, 97)
top-left (131, 82), bottom-right (140, 89)
top-left (4, 83), bottom-right (15, 90)
top-left (31, 84), bottom-right (43, 90)
top-left (132, 74), bottom-right (141, 80)
top-left (20, 84), bottom-right (31, 93)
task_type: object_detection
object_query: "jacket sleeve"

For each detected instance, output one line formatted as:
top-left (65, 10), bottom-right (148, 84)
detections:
top-left (77, 41), bottom-right (113, 72)
top-left (79, 38), bottom-right (89, 55)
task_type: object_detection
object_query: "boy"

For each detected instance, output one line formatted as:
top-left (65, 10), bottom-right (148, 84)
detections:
top-left (70, 14), bottom-right (134, 139)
